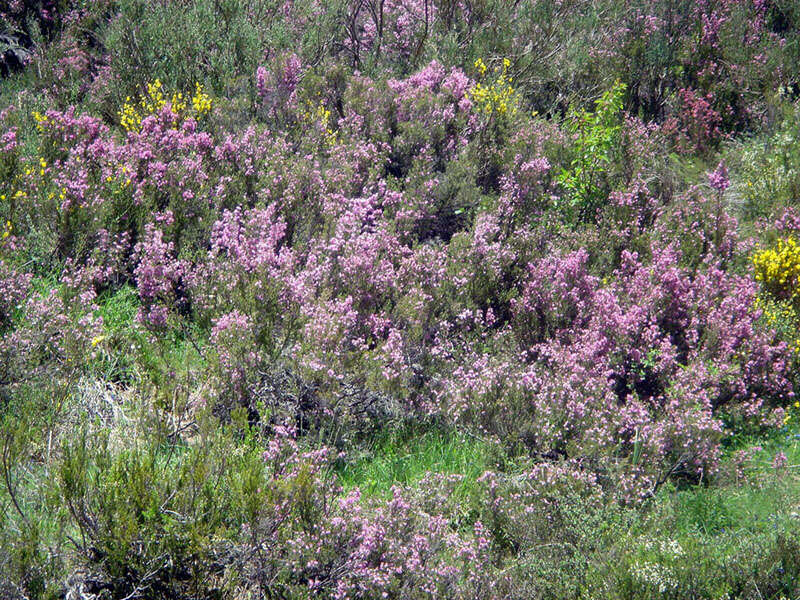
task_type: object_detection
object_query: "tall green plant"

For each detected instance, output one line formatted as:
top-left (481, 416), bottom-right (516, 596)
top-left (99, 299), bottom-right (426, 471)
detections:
top-left (558, 79), bottom-right (626, 221)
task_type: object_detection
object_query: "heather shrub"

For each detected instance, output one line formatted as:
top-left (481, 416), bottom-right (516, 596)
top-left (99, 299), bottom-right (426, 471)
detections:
top-left (663, 87), bottom-right (724, 155)
top-left (442, 242), bottom-right (795, 497)
top-left (1, 29), bottom-right (794, 492)
top-left (0, 259), bottom-right (31, 327)
top-left (652, 185), bottom-right (740, 270)
top-left (385, 60), bottom-right (473, 180)
top-left (1, 278), bottom-right (102, 407)
top-left (612, 0), bottom-right (798, 129)
top-left (207, 310), bottom-right (262, 419)
top-left (254, 51), bottom-right (305, 128)
top-left (0, 105), bottom-right (20, 184)
top-left (133, 223), bottom-right (187, 330)
top-left (475, 464), bottom-right (616, 598)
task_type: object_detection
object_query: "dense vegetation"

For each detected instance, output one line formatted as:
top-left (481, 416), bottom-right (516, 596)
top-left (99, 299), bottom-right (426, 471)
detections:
top-left (3, 1), bottom-right (800, 598)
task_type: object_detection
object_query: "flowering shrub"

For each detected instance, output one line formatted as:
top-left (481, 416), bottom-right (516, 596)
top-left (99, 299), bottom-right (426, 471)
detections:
top-left (281, 486), bottom-right (509, 599)
top-left (1, 277), bottom-right (103, 420)
top-left (468, 58), bottom-right (519, 118)
top-left (0, 259), bottom-right (31, 326)
top-left (663, 88), bottom-right (723, 155)
top-left (3, 53), bottom-right (794, 499)
top-left (255, 52), bottom-right (303, 126)
top-left (445, 240), bottom-right (793, 496)
top-left (753, 237), bottom-right (800, 304)
top-left (344, 0), bottom-right (436, 66)
top-left (300, 100), bottom-right (337, 147)
top-left (119, 79), bottom-right (212, 132)
top-left (133, 224), bottom-right (186, 329)
top-left (752, 235), bottom-right (800, 359)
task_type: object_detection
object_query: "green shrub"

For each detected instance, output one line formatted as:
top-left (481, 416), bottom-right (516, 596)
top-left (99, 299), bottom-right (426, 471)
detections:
top-left (558, 79), bottom-right (626, 222)
top-left (727, 101), bottom-right (800, 224)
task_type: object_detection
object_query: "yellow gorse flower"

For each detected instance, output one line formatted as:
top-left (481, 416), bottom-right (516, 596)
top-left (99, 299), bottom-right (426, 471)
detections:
top-left (467, 58), bottom-right (519, 118)
top-left (752, 237), bottom-right (800, 301)
top-left (753, 238), bottom-right (800, 355)
top-left (119, 80), bottom-right (213, 133)
top-left (301, 101), bottom-right (337, 147)
top-left (192, 83), bottom-right (213, 114)
top-left (32, 110), bottom-right (48, 131)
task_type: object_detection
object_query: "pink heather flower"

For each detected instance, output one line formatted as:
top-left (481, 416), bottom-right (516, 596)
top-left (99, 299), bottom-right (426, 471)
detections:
top-left (282, 53), bottom-right (302, 94)
top-left (708, 161), bottom-right (729, 192)
top-left (773, 451), bottom-right (788, 471)
top-left (256, 66), bottom-right (269, 98)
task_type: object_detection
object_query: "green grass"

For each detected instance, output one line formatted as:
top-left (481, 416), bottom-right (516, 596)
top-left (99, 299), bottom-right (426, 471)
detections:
top-left (573, 429), bottom-right (800, 600)
top-left (661, 422), bottom-right (800, 538)
top-left (335, 424), bottom-right (503, 499)
top-left (88, 284), bottom-right (208, 389)
top-left (97, 284), bottom-right (140, 333)
top-left (670, 479), bottom-right (795, 537)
